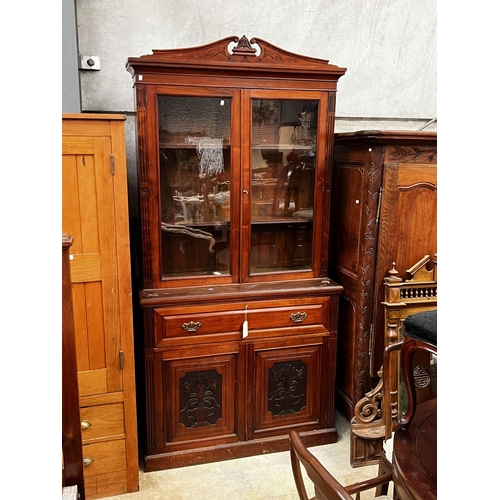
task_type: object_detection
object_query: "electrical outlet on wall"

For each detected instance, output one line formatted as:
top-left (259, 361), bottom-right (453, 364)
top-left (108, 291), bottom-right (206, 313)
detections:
top-left (79, 55), bottom-right (101, 70)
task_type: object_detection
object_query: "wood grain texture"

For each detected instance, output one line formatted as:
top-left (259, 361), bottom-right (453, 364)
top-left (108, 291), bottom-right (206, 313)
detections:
top-left (330, 131), bottom-right (437, 419)
top-left (128, 38), bottom-right (345, 471)
top-left (62, 234), bottom-right (86, 498)
top-left (62, 114), bottom-right (138, 498)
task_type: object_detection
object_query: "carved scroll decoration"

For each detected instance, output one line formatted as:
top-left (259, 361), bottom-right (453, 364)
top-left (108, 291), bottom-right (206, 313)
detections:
top-left (353, 367), bottom-right (384, 424)
top-left (349, 367), bottom-right (386, 467)
top-left (133, 35), bottom-right (343, 71)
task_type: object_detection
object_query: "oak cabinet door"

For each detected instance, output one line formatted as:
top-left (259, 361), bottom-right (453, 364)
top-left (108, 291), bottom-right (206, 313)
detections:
top-left (371, 159), bottom-right (437, 372)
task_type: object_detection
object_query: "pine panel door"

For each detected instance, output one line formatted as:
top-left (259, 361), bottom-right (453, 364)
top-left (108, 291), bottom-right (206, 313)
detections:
top-left (62, 132), bottom-right (123, 395)
top-left (62, 114), bottom-right (138, 498)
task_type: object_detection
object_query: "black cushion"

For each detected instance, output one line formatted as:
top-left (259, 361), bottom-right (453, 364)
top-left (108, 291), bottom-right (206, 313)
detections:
top-left (403, 309), bottom-right (437, 346)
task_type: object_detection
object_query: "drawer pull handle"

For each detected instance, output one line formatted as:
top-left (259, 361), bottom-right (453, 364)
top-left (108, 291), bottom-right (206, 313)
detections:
top-left (182, 321), bottom-right (202, 332)
top-left (83, 457), bottom-right (93, 467)
top-left (81, 420), bottom-right (91, 430)
top-left (290, 312), bottom-right (307, 323)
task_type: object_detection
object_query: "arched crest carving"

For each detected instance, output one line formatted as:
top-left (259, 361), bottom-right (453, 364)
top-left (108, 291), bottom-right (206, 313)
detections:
top-left (127, 35), bottom-right (346, 74)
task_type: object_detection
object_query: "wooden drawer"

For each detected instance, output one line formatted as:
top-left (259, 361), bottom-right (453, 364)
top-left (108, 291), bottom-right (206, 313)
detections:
top-left (80, 403), bottom-right (125, 443)
top-left (83, 439), bottom-right (127, 477)
top-left (154, 296), bottom-right (331, 347)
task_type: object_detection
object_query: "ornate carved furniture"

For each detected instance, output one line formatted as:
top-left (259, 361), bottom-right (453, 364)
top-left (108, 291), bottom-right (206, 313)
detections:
top-left (382, 255), bottom-right (437, 430)
top-left (62, 233), bottom-right (85, 499)
top-left (290, 430), bottom-right (393, 500)
top-left (389, 310), bottom-right (437, 500)
top-left (126, 36), bottom-right (346, 471)
top-left (392, 398), bottom-right (437, 500)
top-left (349, 367), bottom-right (386, 468)
top-left (62, 114), bottom-right (139, 499)
top-left (385, 310), bottom-right (437, 431)
top-left (329, 131), bottom-right (437, 419)
top-left (349, 255), bottom-right (437, 470)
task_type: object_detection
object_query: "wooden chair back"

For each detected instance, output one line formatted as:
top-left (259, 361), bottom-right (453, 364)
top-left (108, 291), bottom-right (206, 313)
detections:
top-left (289, 430), bottom-right (393, 500)
top-left (381, 254), bottom-right (437, 435)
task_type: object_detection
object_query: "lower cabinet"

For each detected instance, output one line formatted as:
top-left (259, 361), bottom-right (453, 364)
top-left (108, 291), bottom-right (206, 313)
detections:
top-left (80, 401), bottom-right (129, 497)
top-left (140, 279), bottom-right (342, 471)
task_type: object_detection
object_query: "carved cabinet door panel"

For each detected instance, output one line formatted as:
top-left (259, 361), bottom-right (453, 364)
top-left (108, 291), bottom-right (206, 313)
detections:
top-left (154, 343), bottom-right (245, 457)
top-left (246, 337), bottom-right (326, 440)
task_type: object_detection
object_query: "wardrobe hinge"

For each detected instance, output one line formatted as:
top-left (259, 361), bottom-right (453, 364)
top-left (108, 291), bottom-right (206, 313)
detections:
top-left (110, 154), bottom-right (115, 175)
top-left (119, 350), bottom-right (124, 369)
top-left (375, 187), bottom-right (383, 224)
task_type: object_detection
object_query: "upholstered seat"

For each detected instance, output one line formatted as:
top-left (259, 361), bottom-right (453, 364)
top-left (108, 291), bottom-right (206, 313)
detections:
top-left (403, 309), bottom-right (437, 346)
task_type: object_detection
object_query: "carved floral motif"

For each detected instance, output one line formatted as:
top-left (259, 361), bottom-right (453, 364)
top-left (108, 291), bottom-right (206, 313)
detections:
top-left (389, 146), bottom-right (437, 163)
top-left (268, 361), bottom-right (306, 416)
top-left (355, 159), bottom-right (382, 400)
top-left (180, 371), bottom-right (222, 428)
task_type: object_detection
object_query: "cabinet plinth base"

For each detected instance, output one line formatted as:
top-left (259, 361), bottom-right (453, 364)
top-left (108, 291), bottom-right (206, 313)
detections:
top-left (336, 388), bottom-right (355, 420)
top-left (143, 427), bottom-right (337, 472)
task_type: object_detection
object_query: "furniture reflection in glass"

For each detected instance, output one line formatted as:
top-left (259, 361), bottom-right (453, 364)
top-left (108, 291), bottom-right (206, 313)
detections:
top-left (158, 95), bottom-right (319, 278)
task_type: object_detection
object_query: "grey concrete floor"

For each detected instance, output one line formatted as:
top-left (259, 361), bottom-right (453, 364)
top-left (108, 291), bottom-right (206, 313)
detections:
top-left (101, 410), bottom-right (393, 500)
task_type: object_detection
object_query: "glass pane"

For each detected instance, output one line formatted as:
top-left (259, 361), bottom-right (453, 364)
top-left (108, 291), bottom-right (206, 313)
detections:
top-left (158, 96), bottom-right (231, 278)
top-left (250, 99), bottom-right (318, 274)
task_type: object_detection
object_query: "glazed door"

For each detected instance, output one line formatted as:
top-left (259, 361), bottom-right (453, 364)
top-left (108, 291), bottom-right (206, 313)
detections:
top-left (241, 90), bottom-right (328, 282)
top-left (62, 134), bottom-right (123, 397)
top-left (149, 87), bottom-right (241, 286)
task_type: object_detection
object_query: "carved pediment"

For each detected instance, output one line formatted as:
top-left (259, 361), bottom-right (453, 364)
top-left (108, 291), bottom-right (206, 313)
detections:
top-left (127, 35), bottom-right (346, 76)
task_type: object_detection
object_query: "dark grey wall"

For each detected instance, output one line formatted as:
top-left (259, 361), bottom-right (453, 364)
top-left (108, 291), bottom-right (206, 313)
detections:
top-left (62, 0), bottom-right (81, 113)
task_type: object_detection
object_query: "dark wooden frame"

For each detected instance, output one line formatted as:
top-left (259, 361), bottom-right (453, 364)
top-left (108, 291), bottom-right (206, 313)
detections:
top-left (127, 36), bottom-right (347, 471)
top-left (349, 255), bottom-right (437, 470)
top-left (329, 131), bottom-right (437, 419)
top-left (290, 430), bottom-right (393, 500)
top-left (127, 35), bottom-right (346, 290)
top-left (62, 234), bottom-right (85, 498)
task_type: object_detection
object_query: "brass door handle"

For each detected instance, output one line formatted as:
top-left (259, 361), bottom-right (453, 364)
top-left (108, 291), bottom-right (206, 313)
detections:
top-left (182, 321), bottom-right (202, 332)
top-left (83, 457), bottom-right (94, 467)
top-left (290, 312), bottom-right (307, 323)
